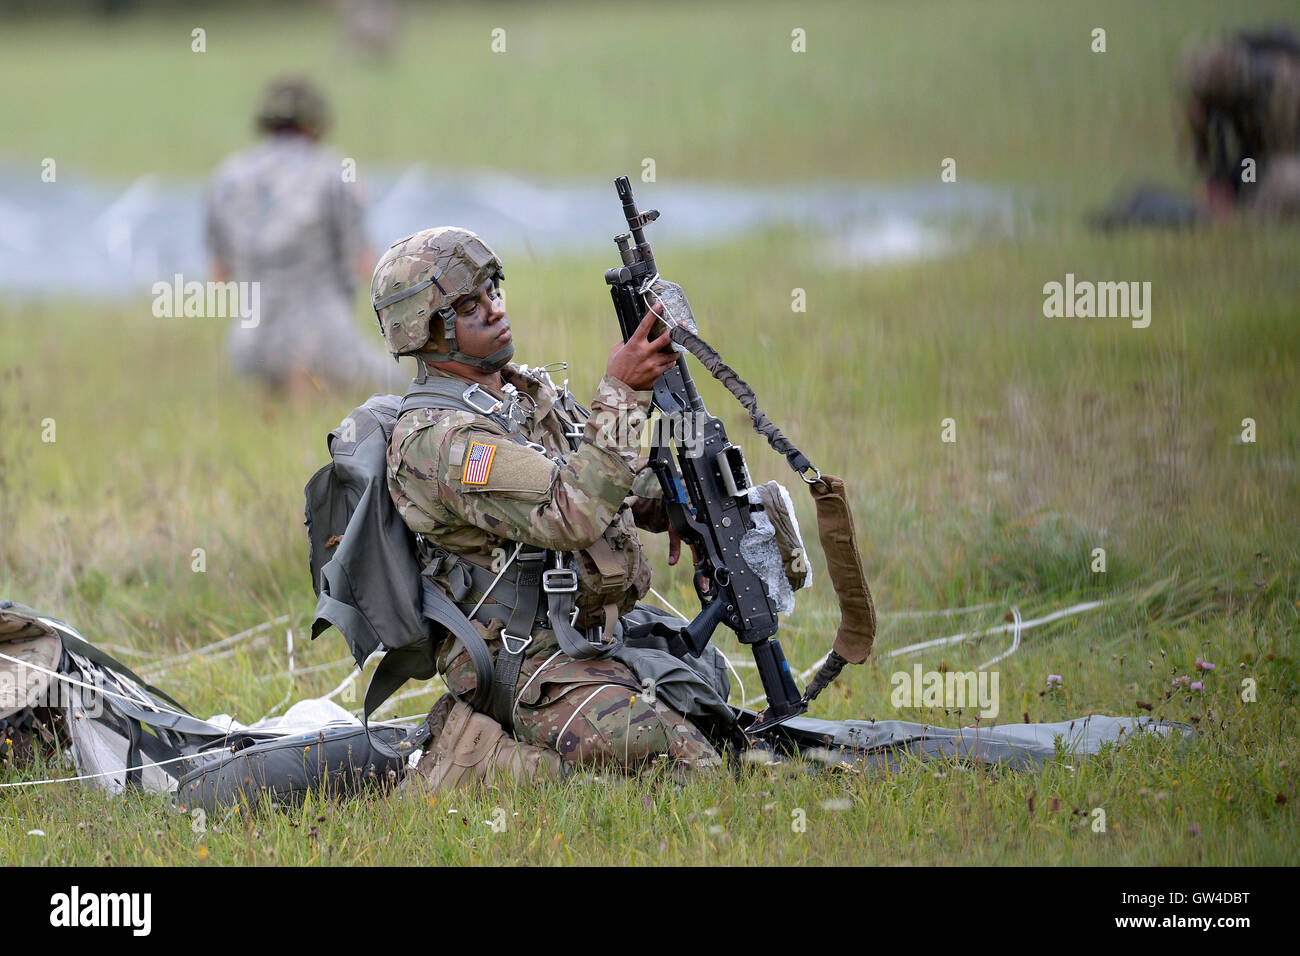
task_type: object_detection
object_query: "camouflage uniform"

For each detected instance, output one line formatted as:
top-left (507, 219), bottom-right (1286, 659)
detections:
top-left (388, 362), bottom-right (723, 773)
top-left (1184, 30), bottom-right (1300, 218)
top-left (206, 133), bottom-right (397, 390)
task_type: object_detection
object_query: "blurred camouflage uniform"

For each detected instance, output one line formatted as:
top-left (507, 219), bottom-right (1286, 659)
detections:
top-left (1184, 28), bottom-right (1300, 218)
top-left (375, 227), bottom-right (725, 776)
top-left (206, 76), bottom-right (395, 390)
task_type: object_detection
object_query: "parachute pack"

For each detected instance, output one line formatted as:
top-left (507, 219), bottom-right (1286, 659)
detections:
top-left (0, 601), bottom-right (422, 810)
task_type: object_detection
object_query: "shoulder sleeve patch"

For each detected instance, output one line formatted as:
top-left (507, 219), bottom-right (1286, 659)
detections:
top-left (459, 437), bottom-right (559, 503)
top-left (461, 441), bottom-right (497, 485)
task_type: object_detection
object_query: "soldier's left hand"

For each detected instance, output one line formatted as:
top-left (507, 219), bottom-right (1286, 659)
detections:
top-left (667, 524), bottom-right (698, 566)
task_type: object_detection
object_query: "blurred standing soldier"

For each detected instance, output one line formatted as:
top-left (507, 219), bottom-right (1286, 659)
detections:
top-left (206, 75), bottom-right (395, 400)
top-left (336, 0), bottom-right (402, 61)
top-left (373, 227), bottom-right (735, 790)
top-left (1184, 27), bottom-right (1300, 220)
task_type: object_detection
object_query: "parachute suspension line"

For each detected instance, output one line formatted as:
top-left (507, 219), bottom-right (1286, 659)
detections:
top-left (0, 751), bottom-right (204, 790)
top-left (720, 649), bottom-right (748, 710)
top-left (555, 684), bottom-right (622, 747)
top-left (646, 586), bottom-right (688, 623)
top-left (0, 649), bottom-right (198, 726)
top-left (255, 627), bottom-right (299, 723)
top-left (469, 542), bottom-right (523, 619)
top-left (977, 605), bottom-right (1024, 670)
top-left (134, 613), bottom-right (293, 680)
top-left (884, 600), bottom-right (1107, 659)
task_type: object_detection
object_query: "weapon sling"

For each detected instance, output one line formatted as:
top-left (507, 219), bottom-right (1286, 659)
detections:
top-left (668, 324), bottom-right (877, 702)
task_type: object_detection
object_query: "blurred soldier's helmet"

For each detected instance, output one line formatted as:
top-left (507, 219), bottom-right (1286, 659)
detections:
top-left (371, 227), bottom-right (509, 370)
top-left (255, 74), bottom-right (332, 136)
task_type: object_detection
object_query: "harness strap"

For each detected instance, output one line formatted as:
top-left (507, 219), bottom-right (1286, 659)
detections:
top-left (361, 576), bottom-right (498, 762)
top-left (546, 590), bottom-right (623, 661)
top-left (487, 549), bottom-right (547, 731)
top-left (427, 546), bottom-right (624, 725)
top-left (356, 380), bottom-right (537, 748)
top-left (384, 377), bottom-right (627, 739)
top-left (400, 377), bottom-right (523, 436)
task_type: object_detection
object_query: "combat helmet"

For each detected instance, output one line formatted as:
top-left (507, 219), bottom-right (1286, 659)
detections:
top-left (371, 227), bottom-right (510, 370)
top-left (255, 74), bottom-right (332, 136)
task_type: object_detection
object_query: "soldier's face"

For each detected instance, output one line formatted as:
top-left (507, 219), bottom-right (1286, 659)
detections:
top-left (448, 279), bottom-right (510, 358)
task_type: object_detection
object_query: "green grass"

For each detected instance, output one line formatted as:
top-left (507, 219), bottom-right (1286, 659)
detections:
top-left (1, 0), bottom-right (1295, 202)
top-left (1, 0), bottom-right (1298, 865)
top-left (2, 220), bottom-right (1297, 864)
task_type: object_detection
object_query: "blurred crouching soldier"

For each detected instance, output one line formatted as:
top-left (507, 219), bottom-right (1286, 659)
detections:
top-left (1184, 27), bottom-right (1300, 220)
top-left (206, 75), bottom-right (396, 399)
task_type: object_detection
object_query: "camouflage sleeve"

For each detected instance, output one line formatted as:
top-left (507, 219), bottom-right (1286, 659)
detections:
top-left (627, 465), bottom-right (669, 533)
top-left (394, 374), bottom-right (654, 551)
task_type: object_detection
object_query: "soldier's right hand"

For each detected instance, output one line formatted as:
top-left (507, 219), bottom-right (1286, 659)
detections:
top-left (606, 302), bottom-right (678, 391)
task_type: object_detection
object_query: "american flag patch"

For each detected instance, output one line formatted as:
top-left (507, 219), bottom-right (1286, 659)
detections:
top-left (461, 441), bottom-right (497, 485)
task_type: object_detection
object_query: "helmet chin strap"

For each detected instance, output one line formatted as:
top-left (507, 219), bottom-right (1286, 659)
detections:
top-left (419, 341), bottom-right (515, 373)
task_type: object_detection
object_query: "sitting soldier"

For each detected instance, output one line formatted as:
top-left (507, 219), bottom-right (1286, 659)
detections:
top-left (373, 227), bottom-right (736, 789)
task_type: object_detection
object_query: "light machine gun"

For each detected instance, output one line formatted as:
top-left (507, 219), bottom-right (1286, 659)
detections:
top-left (604, 177), bottom-right (876, 735)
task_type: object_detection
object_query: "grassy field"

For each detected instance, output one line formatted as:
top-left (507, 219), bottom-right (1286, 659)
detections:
top-left (0, 0), bottom-right (1296, 202)
top-left (1, 0), bottom-right (1298, 865)
top-left (2, 221), bottom-right (1296, 864)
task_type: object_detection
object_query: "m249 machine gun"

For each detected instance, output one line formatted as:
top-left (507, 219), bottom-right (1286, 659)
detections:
top-left (603, 176), bottom-right (878, 735)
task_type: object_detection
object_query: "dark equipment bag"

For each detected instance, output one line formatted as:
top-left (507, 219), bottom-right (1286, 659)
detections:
top-left (174, 723), bottom-right (413, 815)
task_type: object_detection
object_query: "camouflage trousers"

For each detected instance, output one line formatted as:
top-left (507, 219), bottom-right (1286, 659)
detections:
top-left (435, 619), bottom-right (723, 774)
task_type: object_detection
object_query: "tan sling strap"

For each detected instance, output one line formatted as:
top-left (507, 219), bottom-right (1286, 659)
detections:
top-left (803, 473), bottom-right (877, 702)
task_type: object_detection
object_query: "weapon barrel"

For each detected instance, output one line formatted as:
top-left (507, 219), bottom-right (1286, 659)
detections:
top-left (614, 176), bottom-right (657, 274)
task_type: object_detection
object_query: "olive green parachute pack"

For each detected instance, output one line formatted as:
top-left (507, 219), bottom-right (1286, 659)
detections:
top-left (303, 377), bottom-right (548, 743)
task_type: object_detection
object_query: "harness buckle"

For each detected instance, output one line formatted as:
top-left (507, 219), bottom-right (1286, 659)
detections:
top-left (462, 383), bottom-right (503, 415)
top-left (500, 631), bottom-right (532, 656)
top-left (500, 383), bottom-right (530, 425)
top-left (542, 569), bottom-right (579, 594)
